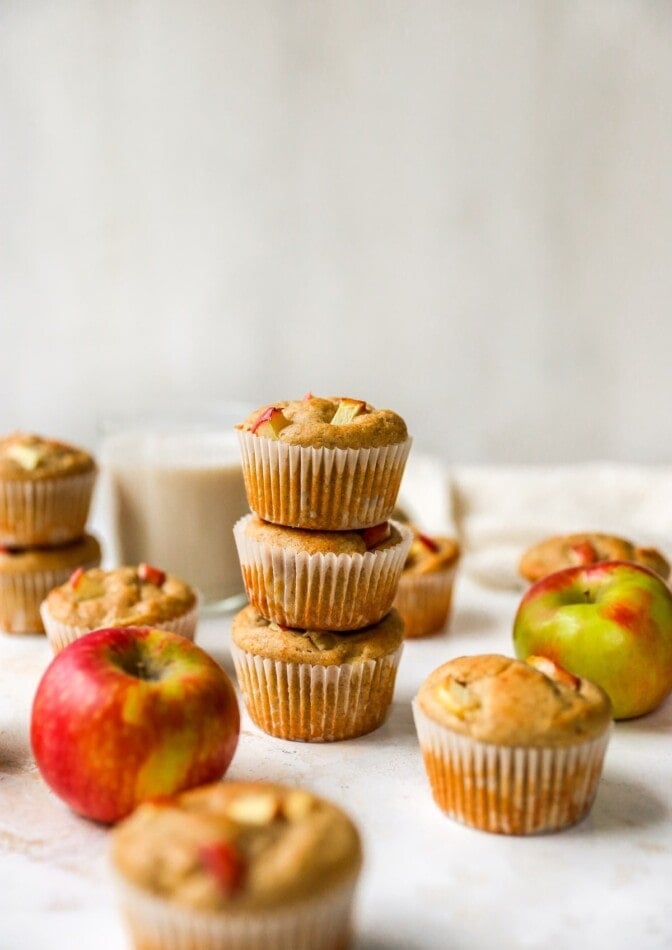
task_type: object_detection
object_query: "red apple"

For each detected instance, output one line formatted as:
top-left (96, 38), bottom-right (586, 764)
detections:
top-left (513, 560), bottom-right (672, 719)
top-left (30, 626), bottom-right (240, 823)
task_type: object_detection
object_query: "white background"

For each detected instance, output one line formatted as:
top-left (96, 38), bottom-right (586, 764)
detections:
top-left (2, 1), bottom-right (672, 464)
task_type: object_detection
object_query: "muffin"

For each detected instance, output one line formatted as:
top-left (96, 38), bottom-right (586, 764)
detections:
top-left (0, 432), bottom-right (97, 546)
top-left (519, 531), bottom-right (670, 583)
top-left (412, 654), bottom-right (612, 835)
top-left (234, 514), bottom-right (411, 631)
top-left (393, 529), bottom-right (460, 638)
top-left (231, 604), bottom-right (404, 742)
top-left (40, 563), bottom-right (199, 652)
top-left (0, 533), bottom-right (101, 634)
top-left (110, 780), bottom-right (363, 950)
top-left (236, 395), bottom-right (411, 530)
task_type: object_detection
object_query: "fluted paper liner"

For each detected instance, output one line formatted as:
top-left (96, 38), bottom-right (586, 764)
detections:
top-left (236, 431), bottom-right (412, 530)
top-left (412, 701), bottom-right (611, 835)
top-left (234, 515), bottom-right (412, 630)
top-left (0, 557), bottom-right (100, 635)
top-left (231, 642), bottom-right (403, 742)
top-left (394, 564), bottom-right (458, 639)
top-left (112, 869), bottom-right (359, 950)
top-left (0, 470), bottom-right (97, 546)
top-left (40, 599), bottom-right (199, 654)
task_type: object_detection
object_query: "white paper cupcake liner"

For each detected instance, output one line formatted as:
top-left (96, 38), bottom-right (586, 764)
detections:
top-left (0, 558), bottom-right (100, 635)
top-left (234, 515), bottom-right (412, 630)
top-left (0, 470), bottom-right (97, 546)
top-left (40, 599), bottom-right (199, 654)
top-left (112, 869), bottom-right (359, 950)
top-left (393, 564), bottom-right (458, 639)
top-left (231, 642), bottom-right (403, 742)
top-left (237, 431), bottom-right (412, 530)
top-left (412, 700), bottom-right (611, 835)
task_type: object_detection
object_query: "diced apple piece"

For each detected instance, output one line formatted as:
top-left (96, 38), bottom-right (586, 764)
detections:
top-left (73, 575), bottom-right (105, 601)
top-left (198, 841), bottom-right (245, 893)
top-left (361, 522), bottom-right (391, 549)
top-left (282, 789), bottom-right (315, 822)
top-left (69, 566), bottom-right (85, 589)
top-left (226, 792), bottom-right (280, 825)
top-left (416, 532), bottom-right (440, 553)
top-left (436, 679), bottom-right (480, 718)
top-left (568, 540), bottom-right (598, 566)
top-left (251, 406), bottom-right (290, 440)
top-left (330, 398), bottom-right (366, 425)
top-left (6, 443), bottom-right (45, 470)
top-left (138, 563), bottom-right (166, 586)
top-left (526, 655), bottom-right (581, 690)
top-left (306, 631), bottom-right (337, 650)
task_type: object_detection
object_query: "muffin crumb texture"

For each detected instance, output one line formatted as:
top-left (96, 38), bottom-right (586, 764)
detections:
top-left (43, 566), bottom-right (196, 628)
top-left (417, 654), bottom-right (612, 746)
top-left (111, 781), bottom-right (362, 912)
top-left (239, 396), bottom-right (408, 450)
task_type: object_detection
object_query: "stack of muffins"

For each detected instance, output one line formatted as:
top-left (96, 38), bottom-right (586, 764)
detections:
top-left (0, 432), bottom-right (100, 634)
top-left (231, 395), bottom-right (413, 741)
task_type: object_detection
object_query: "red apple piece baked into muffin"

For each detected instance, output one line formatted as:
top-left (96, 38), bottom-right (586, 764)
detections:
top-left (40, 564), bottom-right (199, 652)
top-left (110, 780), bottom-right (362, 950)
top-left (236, 395), bottom-right (411, 530)
top-left (234, 514), bottom-right (411, 630)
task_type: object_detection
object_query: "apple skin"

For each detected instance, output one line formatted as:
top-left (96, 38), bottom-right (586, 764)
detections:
top-left (513, 561), bottom-right (672, 719)
top-left (30, 626), bottom-right (240, 823)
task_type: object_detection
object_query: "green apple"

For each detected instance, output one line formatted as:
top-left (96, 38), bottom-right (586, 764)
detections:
top-left (513, 560), bottom-right (672, 719)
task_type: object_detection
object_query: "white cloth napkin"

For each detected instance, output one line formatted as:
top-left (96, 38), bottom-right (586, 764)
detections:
top-left (399, 457), bottom-right (672, 590)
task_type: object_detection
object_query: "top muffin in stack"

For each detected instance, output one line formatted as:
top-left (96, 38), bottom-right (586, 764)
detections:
top-left (0, 432), bottom-right (100, 633)
top-left (231, 395), bottom-right (412, 742)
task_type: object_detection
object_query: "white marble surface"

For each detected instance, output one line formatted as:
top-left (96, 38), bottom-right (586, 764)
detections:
top-left (1, 574), bottom-right (671, 950)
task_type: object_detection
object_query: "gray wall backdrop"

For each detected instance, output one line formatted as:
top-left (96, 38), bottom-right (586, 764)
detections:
top-left (2, 1), bottom-right (672, 463)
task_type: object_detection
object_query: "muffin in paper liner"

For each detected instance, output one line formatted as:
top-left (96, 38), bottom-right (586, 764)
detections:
top-left (412, 654), bottom-right (612, 835)
top-left (0, 535), bottom-right (102, 635)
top-left (40, 598), bottom-right (199, 653)
top-left (232, 644), bottom-right (402, 742)
top-left (394, 564), bottom-right (458, 639)
top-left (112, 870), bottom-right (359, 950)
top-left (233, 514), bottom-right (412, 631)
top-left (236, 429), bottom-right (412, 530)
top-left (109, 779), bottom-right (363, 950)
top-left (0, 470), bottom-right (97, 547)
top-left (412, 702), bottom-right (611, 834)
top-left (229, 606), bottom-right (405, 742)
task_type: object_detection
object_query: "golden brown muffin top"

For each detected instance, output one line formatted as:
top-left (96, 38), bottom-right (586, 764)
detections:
top-left (110, 780), bottom-right (362, 912)
top-left (416, 654), bottom-right (611, 746)
top-left (42, 565), bottom-right (197, 627)
top-left (0, 534), bottom-right (101, 575)
top-left (232, 605), bottom-right (404, 664)
top-left (240, 514), bottom-right (405, 556)
top-left (403, 528), bottom-right (460, 577)
top-left (519, 531), bottom-right (670, 583)
top-left (0, 432), bottom-right (96, 481)
top-left (237, 395), bottom-right (408, 450)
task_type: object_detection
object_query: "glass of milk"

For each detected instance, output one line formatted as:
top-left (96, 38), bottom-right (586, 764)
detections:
top-left (98, 403), bottom-right (251, 611)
